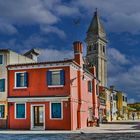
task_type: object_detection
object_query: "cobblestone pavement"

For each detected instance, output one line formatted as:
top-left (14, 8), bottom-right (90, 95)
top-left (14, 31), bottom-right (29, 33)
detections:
top-left (0, 120), bottom-right (139, 140)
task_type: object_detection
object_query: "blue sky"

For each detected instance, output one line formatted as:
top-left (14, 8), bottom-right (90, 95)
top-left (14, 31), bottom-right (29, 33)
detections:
top-left (0, 0), bottom-right (140, 103)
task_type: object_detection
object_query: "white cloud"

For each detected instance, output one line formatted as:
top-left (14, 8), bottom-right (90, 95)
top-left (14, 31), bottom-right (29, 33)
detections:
top-left (74, 0), bottom-right (140, 34)
top-left (38, 48), bottom-right (73, 61)
top-left (0, 0), bottom-right (80, 36)
top-left (0, 21), bottom-right (18, 35)
top-left (0, 0), bottom-right (58, 25)
top-left (55, 5), bottom-right (80, 16)
top-left (0, 34), bottom-right (47, 51)
top-left (128, 98), bottom-right (136, 104)
top-left (40, 25), bottom-right (66, 39)
top-left (108, 47), bottom-right (130, 65)
top-left (107, 47), bottom-right (140, 101)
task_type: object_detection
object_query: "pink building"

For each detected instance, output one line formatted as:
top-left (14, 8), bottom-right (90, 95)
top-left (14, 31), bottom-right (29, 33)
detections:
top-left (7, 41), bottom-right (98, 130)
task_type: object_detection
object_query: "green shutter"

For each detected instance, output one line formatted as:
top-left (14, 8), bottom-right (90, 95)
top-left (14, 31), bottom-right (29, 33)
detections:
top-left (60, 70), bottom-right (65, 85)
top-left (16, 73), bottom-right (21, 87)
top-left (0, 79), bottom-right (5, 92)
top-left (47, 71), bottom-right (52, 85)
top-left (0, 55), bottom-right (3, 64)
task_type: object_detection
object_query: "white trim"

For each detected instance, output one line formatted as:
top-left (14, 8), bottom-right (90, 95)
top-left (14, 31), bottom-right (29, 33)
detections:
top-left (0, 104), bottom-right (5, 119)
top-left (14, 71), bottom-right (27, 89)
top-left (49, 69), bottom-right (62, 71)
top-left (8, 62), bottom-right (80, 71)
top-left (8, 96), bottom-right (69, 102)
top-left (8, 63), bottom-right (71, 70)
top-left (14, 87), bottom-right (27, 89)
top-left (31, 104), bottom-right (45, 130)
top-left (50, 102), bottom-right (63, 120)
top-left (0, 54), bottom-right (4, 65)
top-left (14, 102), bottom-right (26, 119)
top-left (48, 85), bottom-right (64, 88)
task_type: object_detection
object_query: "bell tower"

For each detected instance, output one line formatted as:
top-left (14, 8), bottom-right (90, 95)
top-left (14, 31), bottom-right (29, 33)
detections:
top-left (86, 10), bottom-right (108, 87)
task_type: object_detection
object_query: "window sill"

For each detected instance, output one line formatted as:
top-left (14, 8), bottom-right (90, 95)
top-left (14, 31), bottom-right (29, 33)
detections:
top-left (0, 91), bottom-right (5, 93)
top-left (15, 118), bottom-right (26, 120)
top-left (14, 87), bottom-right (27, 90)
top-left (0, 118), bottom-right (5, 119)
top-left (50, 118), bottom-right (63, 120)
top-left (48, 85), bottom-right (64, 88)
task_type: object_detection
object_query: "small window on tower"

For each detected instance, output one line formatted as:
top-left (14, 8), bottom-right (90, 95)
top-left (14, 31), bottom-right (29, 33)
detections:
top-left (88, 45), bottom-right (92, 52)
top-left (94, 44), bottom-right (97, 50)
top-left (103, 46), bottom-right (105, 53)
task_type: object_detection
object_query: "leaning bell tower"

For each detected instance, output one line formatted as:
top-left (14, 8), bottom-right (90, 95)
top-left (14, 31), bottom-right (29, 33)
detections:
top-left (86, 10), bottom-right (108, 87)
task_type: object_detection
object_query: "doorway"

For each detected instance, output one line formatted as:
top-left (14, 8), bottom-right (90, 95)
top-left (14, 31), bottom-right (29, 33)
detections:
top-left (31, 105), bottom-right (45, 130)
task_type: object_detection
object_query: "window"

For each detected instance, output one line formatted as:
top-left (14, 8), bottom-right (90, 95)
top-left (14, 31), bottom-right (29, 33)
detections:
top-left (103, 46), bottom-right (105, 53)
top-left (15, 72), bottom-right (28, 88)
top-left (113, 95), bottom-right (117, 100)
top-left (94, 44), bottom-right (97, 50)
top-left (0, 55), bottom-right (3, 65)
top-left (123, 96), bottom-right (125, 101)
top-left (96, 84), bottom-right (99, 95)
top-left (88, 81), bottom-right (92, 92)
top-left (51, 103), bottom-right (62, 119)
top-left (15, 103), bottom-right (26, 119)
top-left (47, 70), bottom-right (65, 86)
top-left (88, 45), bottom-right (92, 52)
top-left (125, 97), bottom-right (127, 102)
top-left (0, 105), bottom-right (5, 118)
top-left (0, 79), bottom-right (5, 92)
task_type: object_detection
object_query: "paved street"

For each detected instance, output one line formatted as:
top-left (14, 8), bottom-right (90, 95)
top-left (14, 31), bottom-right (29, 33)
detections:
top-left (0, 120), bottom-right (139, 140)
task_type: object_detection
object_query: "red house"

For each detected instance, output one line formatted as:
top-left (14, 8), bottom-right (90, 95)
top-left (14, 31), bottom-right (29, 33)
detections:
top-left (7, 41), bottom-right (98, 130)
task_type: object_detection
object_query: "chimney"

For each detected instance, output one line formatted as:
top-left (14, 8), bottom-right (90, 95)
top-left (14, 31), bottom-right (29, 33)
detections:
top-left (73, 41), bottom-right (83, 66)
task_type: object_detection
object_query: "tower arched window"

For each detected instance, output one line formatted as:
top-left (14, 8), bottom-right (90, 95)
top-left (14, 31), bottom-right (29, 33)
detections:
top-left (103, 46), bottom-right (105, 53)
top-left (88, 45), bottom-right (92, 52)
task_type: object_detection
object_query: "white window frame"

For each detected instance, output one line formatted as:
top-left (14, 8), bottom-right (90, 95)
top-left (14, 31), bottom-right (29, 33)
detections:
top-left (48, 69), bottom-right (64, 88)
top-left (0, 104), bottom-right (5, 119)
top-left (0, 54), bottom-right (4, 65)
top-left (50, 102), bottom-right (63, 120)
top-left (15, 102), bottom-right (26, 119)
top-left (30, 104), bottom-right (45, 130)
top-left (14, 71), bottom-right (27, 89)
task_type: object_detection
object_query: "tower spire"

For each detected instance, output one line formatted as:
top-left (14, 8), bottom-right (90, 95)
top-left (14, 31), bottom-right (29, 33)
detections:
top-left (87, 9), bottom-right (107, 42)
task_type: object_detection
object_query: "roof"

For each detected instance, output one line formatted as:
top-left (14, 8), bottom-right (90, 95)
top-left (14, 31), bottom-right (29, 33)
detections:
top-left (0, 49), bottom-right (10, 52)
top-left (7, 59), bottom-right (74, 67)
top-left (24, 48), bottom-right (40, 56)
top-left (87, 10), bottom-right (107, 41)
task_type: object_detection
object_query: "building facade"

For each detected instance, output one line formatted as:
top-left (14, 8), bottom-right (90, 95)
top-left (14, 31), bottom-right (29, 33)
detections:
top-left (110, 90), bottom-right (118, 121)
top-left (128, 103), bottom-right (140, 120)
top-left (0, 49), bottom-right (37, 128)
top-left (7, 42), bottom-right (98, 130)
top-left (117, 92), bottom-right (127, 120)
top-left (98, 86), bottom-right (106, 123)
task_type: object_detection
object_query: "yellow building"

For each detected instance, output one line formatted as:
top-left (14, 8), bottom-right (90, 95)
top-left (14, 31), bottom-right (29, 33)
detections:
top-left (128, 103), bottom-right (140, 120)
top-left (117, 92), bottom-right (127, 120)
top-left (0, 49), bottom-right (39, 128)
top-left (105, 88), bottom-right (111, 122)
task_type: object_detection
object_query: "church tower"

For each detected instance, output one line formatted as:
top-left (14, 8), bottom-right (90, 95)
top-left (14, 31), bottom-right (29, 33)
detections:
top-left (86, 10), bottom-right (108, 87)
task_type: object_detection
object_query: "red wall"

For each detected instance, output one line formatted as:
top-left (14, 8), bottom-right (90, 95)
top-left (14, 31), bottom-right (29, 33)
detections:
top-left (8, 101), bottom-right (71, 130)
top-left (8, 64), bottom-right (98, 130)
top-left (8, 67), bottom-right (70, 97)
